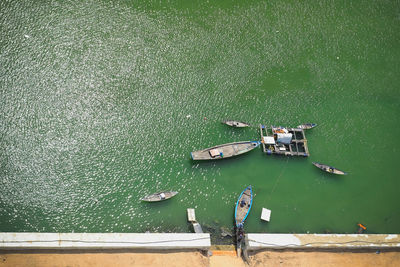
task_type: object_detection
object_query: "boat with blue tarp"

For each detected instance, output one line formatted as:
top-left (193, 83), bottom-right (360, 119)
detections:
top-left (234, 185), bottom-right (253, 256)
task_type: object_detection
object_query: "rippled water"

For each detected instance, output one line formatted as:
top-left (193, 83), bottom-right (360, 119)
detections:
top-left (1, 0), bottom-right (399, 241)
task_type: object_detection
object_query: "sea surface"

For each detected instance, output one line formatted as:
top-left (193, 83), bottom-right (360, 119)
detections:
top-left (1, 0), bottom-right (399, 243)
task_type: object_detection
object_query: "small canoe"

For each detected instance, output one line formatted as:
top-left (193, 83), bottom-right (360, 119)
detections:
top-left (234, 185), bottom-right (253, 257)
top-left (312, 162), bottom-right (347, 175)
top-left (222, 120), bottom-right (250, 128)
top-left (191, 141), bottom-right (260, 160)
top-left (140, 191), bottom-right (178, 202)
top-left (235, 185), bottom-right (253, 227)
top-left (297, 123), bottom-right (317, 130)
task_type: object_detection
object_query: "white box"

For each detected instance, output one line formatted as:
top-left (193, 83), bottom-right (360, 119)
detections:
top-left (187, 208), bottom-right (196, 222)
top-left (263, 136), bottom-right (275, 145)
top-left (261, 208), bottom-right (271, 222)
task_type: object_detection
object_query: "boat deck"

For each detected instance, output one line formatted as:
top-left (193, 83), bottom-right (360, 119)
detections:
top-left (191, 141), bottom-right (259, 160)
top-left (235, 188), bottom-right (252, 226)
top-left (259, 125), bottom-right (310, 157)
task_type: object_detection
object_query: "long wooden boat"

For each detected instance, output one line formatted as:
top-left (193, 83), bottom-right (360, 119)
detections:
top-left (222, 120), bottom-right (250, 128)
top-left (297, 123), bottom-right (317, 130)
top-left (191, 141), bottom-right (260, 160)
top-left (140, 191), bottom-right (178, 202)
top-left (234, 185), bottom-right (253, 256)
top-left (312, 162), bottom-right (347, 175)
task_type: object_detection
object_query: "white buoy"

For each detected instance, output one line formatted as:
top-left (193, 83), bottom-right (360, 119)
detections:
top-left (261, 208), bottom-right (271, 222)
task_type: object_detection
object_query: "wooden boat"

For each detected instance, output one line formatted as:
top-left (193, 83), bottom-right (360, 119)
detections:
top-left (234, 185), bottom-right (253, 256)
top-left (235, 185), bottom-right (253, 227)
top-left (191, 141), bottom-right (260, 160)
top-left (140, 191), bottom-right (178, 202)
top-left (222, 120), bottom-right (250, 128)
top-left (312, 162), bottom-right (347, 175)
top-left (296, 123), bottom-right (317, 130)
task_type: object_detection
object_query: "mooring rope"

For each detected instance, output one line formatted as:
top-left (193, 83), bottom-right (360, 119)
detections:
top-left (268, 158), bottom-right (289, 202)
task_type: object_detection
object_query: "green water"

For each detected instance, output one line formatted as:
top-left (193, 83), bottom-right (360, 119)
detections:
top-left (1, 0), bottom-right (400, 242)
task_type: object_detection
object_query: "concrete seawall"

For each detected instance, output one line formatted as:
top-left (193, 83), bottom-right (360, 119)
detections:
top-left (0, 232), bottom-right (211, 250)
top-left (246, 234), bottom-right (400, 250)
top-left (2, 232), bottom-right (400, 251)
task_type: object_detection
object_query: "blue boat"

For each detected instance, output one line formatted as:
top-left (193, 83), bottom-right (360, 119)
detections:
top-left (234, 185), bottom-right (253, 256)
top-left (235, 185), bottom-right (253, 227)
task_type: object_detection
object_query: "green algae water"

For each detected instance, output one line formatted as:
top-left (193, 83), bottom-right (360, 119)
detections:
top-left (1, 0), bottom-right (400, 242)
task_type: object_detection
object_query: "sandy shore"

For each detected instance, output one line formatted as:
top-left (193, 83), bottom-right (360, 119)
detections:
top-left (248, 251), bottom-right (400, 267)
top-left (0, 251), bottom-right (208, 267)
top-left (1, 250), bottom-right (400, 267)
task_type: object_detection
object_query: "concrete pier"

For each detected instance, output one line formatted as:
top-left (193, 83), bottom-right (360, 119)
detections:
top-left (245, 233), bottom-right (400, 250)
top-left (0, 232), bottom-right (211, 250)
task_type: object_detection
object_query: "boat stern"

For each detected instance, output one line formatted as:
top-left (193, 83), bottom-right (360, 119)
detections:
top-left (252, 141), bottom-right (261, 147)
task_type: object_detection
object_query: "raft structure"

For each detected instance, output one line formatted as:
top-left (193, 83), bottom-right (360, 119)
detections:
top-left (259, 124), bottom-right (309, 157)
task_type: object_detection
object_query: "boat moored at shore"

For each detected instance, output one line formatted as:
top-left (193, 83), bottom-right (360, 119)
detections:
top-left (235, 185), bottom-right (253, 227)
top-left (234, 185), bottom-right (253, 256)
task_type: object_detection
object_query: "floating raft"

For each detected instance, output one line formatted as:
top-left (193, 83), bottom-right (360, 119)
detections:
top-left (191, 141), bottom-right (260, 160)
top-left (259, 125), bottom-right (309, 157)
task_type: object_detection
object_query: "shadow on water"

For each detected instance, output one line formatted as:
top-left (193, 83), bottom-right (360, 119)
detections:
top-left (201, 211), bottom-right (237, 245)
top-left (140, 198), bottom-right (179, 209)
top-left (189, 153), bottom-right (260, 168)
top-left (311, 167), bottom-right (349, 180)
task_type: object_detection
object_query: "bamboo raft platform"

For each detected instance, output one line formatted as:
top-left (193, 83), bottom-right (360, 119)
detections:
top-left (259, 124), bottom-right (310, 157)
